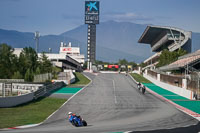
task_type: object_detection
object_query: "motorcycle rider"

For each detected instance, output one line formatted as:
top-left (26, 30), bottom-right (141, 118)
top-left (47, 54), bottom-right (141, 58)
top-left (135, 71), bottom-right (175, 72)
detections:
top-left (68, 112), bottom-right (76, 123)
top-left (137, 82), bottom-right (141, 90)
top-left (141, 84), bottom-right (146, 94)
top-left (68, 112), bottom-right (82, 123)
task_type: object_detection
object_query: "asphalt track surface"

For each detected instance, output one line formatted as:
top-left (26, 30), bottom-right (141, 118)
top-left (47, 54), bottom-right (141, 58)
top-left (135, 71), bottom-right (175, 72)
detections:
top-left (3, 73), bottom-right (199, 133)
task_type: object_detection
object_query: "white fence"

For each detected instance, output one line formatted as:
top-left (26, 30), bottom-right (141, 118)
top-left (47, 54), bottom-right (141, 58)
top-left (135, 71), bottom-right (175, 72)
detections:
top-left (34, 73), bottom-right (52, 82)
top-left (0, 83), bottom-right (43, 97)
top-left (143, 73), bottom-right (193, 100)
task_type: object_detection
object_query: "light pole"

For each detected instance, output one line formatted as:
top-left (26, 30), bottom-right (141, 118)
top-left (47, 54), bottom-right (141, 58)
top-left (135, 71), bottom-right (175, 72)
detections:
top-left (34, 31), bottom-right (40, 53)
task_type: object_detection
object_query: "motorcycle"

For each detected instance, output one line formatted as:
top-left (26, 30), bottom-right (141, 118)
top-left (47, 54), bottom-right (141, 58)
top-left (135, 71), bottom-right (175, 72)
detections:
top-left (137, 83), bottom-right (145, 94)
top-left (137, 83), bottom-right (141, 90)
top-left (70, 115), bottom-right (87, 127)
top-left (142, 86), bottom-right (146, 94)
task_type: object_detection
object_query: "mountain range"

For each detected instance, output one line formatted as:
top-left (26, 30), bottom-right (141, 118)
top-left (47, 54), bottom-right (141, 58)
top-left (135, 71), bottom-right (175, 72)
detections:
top-left (0, 21), bottom-right (200, 63)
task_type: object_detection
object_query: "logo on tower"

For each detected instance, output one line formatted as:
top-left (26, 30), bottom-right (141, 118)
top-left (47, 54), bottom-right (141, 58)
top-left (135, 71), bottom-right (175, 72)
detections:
top-left (85, 1), bottom-right (99, 24)
top-left (86, 2), bottom-right (98, 11)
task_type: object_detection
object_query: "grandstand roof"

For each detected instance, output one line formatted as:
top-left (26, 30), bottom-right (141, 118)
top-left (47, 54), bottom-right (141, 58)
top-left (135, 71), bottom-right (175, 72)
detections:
top-left (138, 25), bottom-right (192, 52)
top-left (138, 26), bottom-right (166, 44)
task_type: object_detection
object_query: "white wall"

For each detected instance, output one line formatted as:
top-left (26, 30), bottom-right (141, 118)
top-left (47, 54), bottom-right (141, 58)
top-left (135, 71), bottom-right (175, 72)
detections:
top-left (143, 73), bottom-right (193, 100)
top-left (0, 92), bottom-right (34, 107)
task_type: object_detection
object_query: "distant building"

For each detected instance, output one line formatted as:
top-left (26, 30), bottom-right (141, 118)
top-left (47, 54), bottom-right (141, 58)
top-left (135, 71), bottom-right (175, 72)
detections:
top-left (59, 42), bottom-right (85, 65)
top-left (13, 48), bottom-right (23, 57)
top-left (38, 53), bottom-right (82, 71)
top-left (13, 42), bottom-right (84, 72)
top-left (138, 25), bottom-right (192, 69)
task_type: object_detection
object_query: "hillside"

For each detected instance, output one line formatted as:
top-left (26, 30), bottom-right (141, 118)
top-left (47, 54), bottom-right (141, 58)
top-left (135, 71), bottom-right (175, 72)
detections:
top-left (0, 21), bottom-right (200, 63)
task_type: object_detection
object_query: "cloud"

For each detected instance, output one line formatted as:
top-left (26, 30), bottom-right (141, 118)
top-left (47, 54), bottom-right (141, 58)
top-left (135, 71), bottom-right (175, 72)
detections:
top-left (102, 12), bottom-right (154, 23)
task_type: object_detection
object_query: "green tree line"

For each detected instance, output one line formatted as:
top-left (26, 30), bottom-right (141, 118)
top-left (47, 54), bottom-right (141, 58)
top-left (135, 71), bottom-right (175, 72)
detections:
top-left (156, 49), bottom-right (187, 67)
top-left (0, 43), bottom-right (60, 82)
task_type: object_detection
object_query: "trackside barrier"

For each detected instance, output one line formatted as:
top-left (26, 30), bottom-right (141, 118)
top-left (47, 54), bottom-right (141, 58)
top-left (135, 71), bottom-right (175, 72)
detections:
top-left (143, 73), bottom-right (193, 99)
top-left (34, 82), bottom-right (65, 99)
top-left (52, 71), bottom-right (75, 85)
top-left (0, 82), bottom-right (65, 107)
top-left (0, 92), bottom-right (34, 107)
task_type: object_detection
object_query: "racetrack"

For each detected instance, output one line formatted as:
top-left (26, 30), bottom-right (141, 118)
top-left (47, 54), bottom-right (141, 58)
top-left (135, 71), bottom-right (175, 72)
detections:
top-left (3, 73), bottom-right (199, 133)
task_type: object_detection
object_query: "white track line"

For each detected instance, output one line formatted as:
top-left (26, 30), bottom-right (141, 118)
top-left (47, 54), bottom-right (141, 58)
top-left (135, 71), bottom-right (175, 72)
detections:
top-left (99, 75), bottom-right (117, 104)
top-left (45, 74), bottom-right (92, 122)
top-left (112, 80), bottom-right (117, 104)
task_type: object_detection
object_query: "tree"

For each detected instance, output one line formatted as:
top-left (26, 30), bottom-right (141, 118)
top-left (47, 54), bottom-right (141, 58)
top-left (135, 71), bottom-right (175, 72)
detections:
top-left (25, 68), bottom-right (34, 82)
top-left (52, 66), bottom-right (61, 79)
top-left (19, 47), bottom-right (38, 76)
top-left (35, 67), bottom-right (41, 75)
top-left (12, 71), bottom-right (23, 79)
top-left (139, 62), bottom-right (147, 68)
top-left (156, 49), bottom-right (187, 67)
top-left (177, 48), bottom-right (187, 57)
top-left (128, 61), bottom-right (137, 68)
top-left (0, 43), bottom-right (16, 79)
top-left (118, 59), bottom-right (128, 65)
top-left (39, 52), bottom-right (52, 73)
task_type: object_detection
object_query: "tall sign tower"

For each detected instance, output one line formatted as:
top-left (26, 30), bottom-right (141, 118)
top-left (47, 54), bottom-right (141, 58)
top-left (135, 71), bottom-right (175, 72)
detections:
top-left (85, 1), bottom-right (99, 70)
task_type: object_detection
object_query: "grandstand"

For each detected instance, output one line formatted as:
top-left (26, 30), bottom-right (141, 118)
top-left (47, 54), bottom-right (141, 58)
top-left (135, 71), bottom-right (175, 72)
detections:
top-left (37, 53), bottom-right (82, 72)
top-left (159, 50), bottom-right (200, 72)
top-left (138, 25), bottom-right (192, 69)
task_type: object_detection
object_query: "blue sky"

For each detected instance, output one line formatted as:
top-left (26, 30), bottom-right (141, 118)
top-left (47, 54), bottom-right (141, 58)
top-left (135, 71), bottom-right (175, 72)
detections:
top-left (0, 0), bottom-right (200, 35)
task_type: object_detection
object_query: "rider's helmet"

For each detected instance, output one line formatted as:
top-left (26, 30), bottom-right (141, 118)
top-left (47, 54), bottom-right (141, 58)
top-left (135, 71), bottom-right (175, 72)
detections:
top-left (68, 112), bottom-right (72, 115)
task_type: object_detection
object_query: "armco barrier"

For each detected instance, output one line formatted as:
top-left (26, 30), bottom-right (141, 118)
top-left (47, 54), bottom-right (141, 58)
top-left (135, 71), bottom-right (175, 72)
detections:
top-left (0, 82), bottom-right (65, 107)
top-left (34, 82), bottom-right (65, 99)
top-left (0, 92), bottom-right (34, 107)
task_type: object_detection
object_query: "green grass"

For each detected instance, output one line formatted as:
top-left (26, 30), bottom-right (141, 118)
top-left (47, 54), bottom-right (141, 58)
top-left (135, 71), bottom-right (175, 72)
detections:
top-left (130, 73), bottom-right (152, 83)
top-left (69, 72), bottom-right (90, 86)
top-left (0, 97), bottom-right (66, 128)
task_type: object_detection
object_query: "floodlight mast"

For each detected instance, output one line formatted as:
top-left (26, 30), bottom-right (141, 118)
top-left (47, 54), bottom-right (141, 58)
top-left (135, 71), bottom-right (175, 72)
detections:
top-left (34, 31), bottom-right (40, 53)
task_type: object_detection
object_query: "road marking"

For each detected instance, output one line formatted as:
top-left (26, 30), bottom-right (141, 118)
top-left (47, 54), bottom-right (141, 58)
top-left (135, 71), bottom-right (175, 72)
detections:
top-left (112, 80), bottom-right (117, 104)
top-left (98, 75), bottom-right (117, 104)
top-left (44, 73), bottom-right (92, 122)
